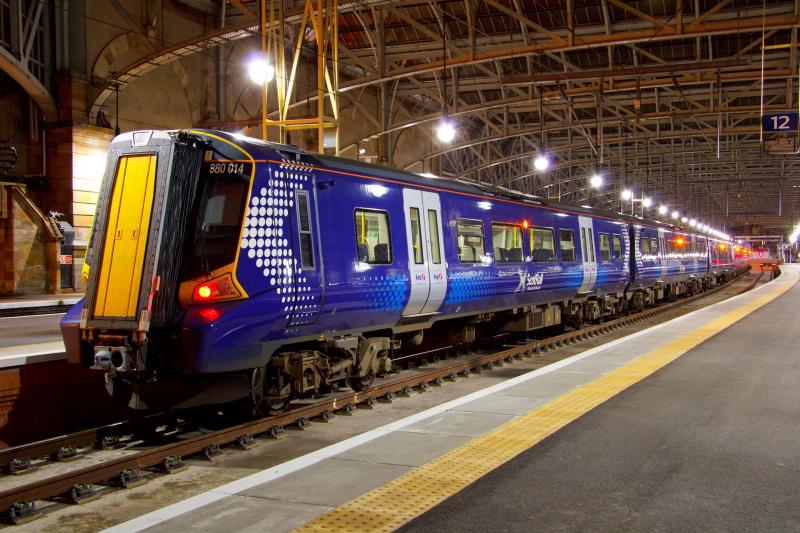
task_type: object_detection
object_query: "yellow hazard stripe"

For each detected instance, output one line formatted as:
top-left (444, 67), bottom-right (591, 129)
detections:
top-left (295, 270), bottom-right (796, 533)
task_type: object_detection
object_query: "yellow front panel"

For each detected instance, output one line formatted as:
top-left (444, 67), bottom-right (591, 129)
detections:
top-left (93, 154), bottom-right (157, 318)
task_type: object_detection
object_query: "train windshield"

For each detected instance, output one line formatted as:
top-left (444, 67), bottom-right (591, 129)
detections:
top-left (181, 162), bottom-right (250, 278)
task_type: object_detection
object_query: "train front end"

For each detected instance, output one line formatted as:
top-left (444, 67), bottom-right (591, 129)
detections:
top-left (61, 130), bottom-right (261, 410)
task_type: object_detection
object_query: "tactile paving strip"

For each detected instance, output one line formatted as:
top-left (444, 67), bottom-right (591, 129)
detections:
top-left (294, 271), bottom-right (797, 533)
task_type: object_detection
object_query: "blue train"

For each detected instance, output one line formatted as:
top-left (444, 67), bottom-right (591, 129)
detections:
top-left (61, 130), bottom-right (744, 411)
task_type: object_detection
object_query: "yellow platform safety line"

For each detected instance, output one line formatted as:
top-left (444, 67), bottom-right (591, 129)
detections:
top-left (295, 270), bottom-right (797, 533)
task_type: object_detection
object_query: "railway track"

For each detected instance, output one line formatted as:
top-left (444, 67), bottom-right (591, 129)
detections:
top-left (0, 272), bottom-right (757, 525)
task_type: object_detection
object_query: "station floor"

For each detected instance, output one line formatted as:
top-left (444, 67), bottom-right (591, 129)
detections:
top-left (102, 265), bottom-right (799, 533)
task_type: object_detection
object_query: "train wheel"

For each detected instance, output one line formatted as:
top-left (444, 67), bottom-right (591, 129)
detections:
top-left (266, 396), bottom-right (290, 415)
top-left (350, 371), bottom-right (375, 391)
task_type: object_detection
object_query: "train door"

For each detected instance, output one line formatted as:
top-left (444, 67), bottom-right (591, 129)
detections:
top-left (286, 181), bottom-right (324, 327)
top-left (577, 216), bottom-right (597, 293)
top-left (401, 189), bottom-right (447, 316)
top-left (657, 228), bottom-right (668, 280)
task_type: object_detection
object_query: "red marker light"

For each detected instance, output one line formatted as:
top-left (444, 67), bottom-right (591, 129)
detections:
top-left (197, 285), bottom-right (212, 299)
top-left (191, 273), bottom-right (239, 303)
top-left (522, 220), bottom-right (529, 229)
top-left (198, 307), bottom-right (221, 321)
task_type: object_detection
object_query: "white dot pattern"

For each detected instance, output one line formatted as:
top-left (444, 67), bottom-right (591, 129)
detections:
top-left (239, 159), bottom-right (318, 327)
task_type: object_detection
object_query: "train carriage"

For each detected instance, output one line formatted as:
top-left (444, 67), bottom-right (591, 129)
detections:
top-left (61, 129), bottom-right (737, 411)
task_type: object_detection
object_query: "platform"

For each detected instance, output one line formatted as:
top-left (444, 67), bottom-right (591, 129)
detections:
top-left (0, 314), bottom-right (66, 368)
top-left (0, 296), bottom-right (79, 367)
top-left (102, 265), bottom-right (799, 532)
top-left (0, 293), bottom-right (81, 311)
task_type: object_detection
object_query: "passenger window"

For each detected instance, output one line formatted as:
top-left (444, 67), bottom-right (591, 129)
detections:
top-left (409, 208), bottom-right (424, 265)
top-left (598, 233), bottom-right (611, 261)
top-left (650, 238), bottom-right (659, 256)
top-left (559, 229), bottom-right (576, 262)
top-left (354, 209), bottom-right (392, 264)
top-left (457, 219), bottom-right (485, 263)
top-left (641, 237), bottom-right (650, 255)
top-left (612, 234), bottom-right (623, 260)
top-left (530, 227), bottom-right (556, 262)
top-left (295, 191), bottom-right (314, 268)
top-left (492, 223), bottom-right (523, 263)
top-left (427, 210), bottom-right (441, 265)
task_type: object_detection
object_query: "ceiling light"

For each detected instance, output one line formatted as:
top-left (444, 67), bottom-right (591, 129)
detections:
top-left (436, 119), bottom-right (456, 143)
top-left (658, 205), bottom-right (668, 215)
top-left (590, 173), bottom-right (603, 188)
top-left (621, 189), bottom-right (632, 200)
top-left (671, 211), bottom-right (680, 220)
top-left (534, 153), bottom-right (550, 171)
top-left (681, 216), bottom-right (688, 223)
top-left (643, 197), bottom-right (653, 208)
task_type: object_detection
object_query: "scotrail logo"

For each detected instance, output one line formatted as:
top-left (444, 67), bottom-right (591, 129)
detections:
top-left (415, 273), bottom-right (427, 281)
top-left (526, 272), bottom-right (545, 290)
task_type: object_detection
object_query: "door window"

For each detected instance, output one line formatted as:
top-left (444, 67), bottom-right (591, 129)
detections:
top-left (641, 236), bottom-right (650, 255)
top-left (427, 210), bottom-right (442, 264)
top-left (409, 207), bottom-right (424, 264)
top-left (295, 191), bottom-right (314, 268)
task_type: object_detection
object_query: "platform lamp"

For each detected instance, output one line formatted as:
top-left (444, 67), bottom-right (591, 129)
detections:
top-left (436, 11), bottom-right (456, 143)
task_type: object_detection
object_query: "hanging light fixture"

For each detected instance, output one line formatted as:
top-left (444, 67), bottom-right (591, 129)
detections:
top-left (436, 12), bottom-right (456, 144)
top-left (590, 173), bottom-right (603, 189)
top-left (658, 205), bottom-right (668, 215)
top-left (533, 55), bottom-right (549, 171)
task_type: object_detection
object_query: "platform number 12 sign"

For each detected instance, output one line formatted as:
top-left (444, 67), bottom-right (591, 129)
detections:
top-left (762, 112), bottom-right (799, 132)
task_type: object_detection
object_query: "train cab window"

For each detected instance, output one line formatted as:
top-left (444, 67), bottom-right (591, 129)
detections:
top-left (598, 233), bottom-right (611, 261)
top-left (559, 229), bottom-right (576, 262)
top-left (530, 227), bottom-right (556, 262)
top-left (181, 167), bottom-right (249, 278)
top-left (427, 210), bottom-right (442, 264)
top-left (641, 237), bottom-right (650, 255)
top-left (355, 209), bottom-right (392, 264)
top-left (295, 191), bottom-right (315, 269)
top-left (491, 223), bottom-right (523, 262)
top-left (456, 219), bottom-right (485, 263)
top-left (409, 208), bottom-right (424, 264)
top-left (612, 234), bottom-right (623, 260)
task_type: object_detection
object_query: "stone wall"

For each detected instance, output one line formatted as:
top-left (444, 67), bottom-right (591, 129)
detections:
top-left (0, 187), bottom-right (61, 296)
